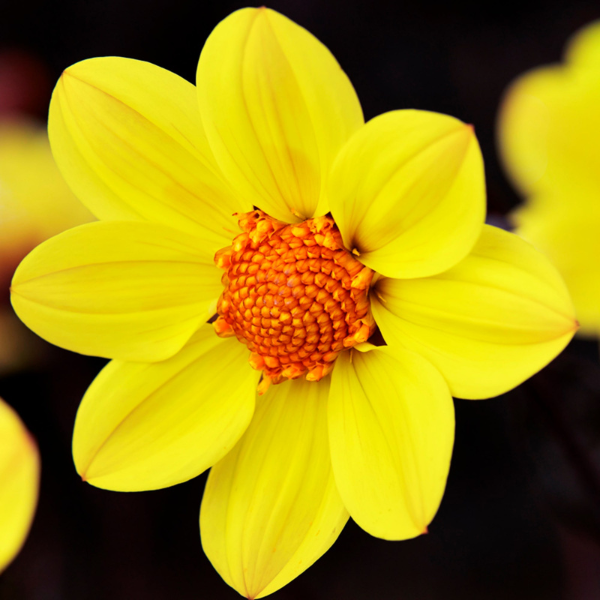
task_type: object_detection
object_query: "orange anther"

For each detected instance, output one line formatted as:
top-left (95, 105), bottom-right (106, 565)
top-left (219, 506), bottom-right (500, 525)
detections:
top-left (249, 352), bottom-right (265, 370)
top-left (355, 323), bottom-right (372, 343)
top-left (257, 376), bottom-right (272, 396)
top-left (214, 247), bottom-right (232, 270)
top-left (291, 225), bottom-right (309, 238)
top-left (263, 356), bottom-right (279, 369)
top-left (305, 361), bottom-right (335, 382)
top-left (281, 364), bottom-right (303, 379)
top-left (232, 232), bottom-right (249, 252)
top-left (213, 316), bottom-right (235, 338)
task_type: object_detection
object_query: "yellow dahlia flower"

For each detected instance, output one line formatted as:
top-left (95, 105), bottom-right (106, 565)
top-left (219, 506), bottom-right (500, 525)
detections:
top-left (0, 398), bottom-right (39, 573)
top-left (11, 8), bottom-right (577, 598)
top-left (499, 21), bottom-right (600, 337)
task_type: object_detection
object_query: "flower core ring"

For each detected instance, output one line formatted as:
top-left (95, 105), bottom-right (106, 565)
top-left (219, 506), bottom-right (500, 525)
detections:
top-left (213, 210), bottom-right (376, 392)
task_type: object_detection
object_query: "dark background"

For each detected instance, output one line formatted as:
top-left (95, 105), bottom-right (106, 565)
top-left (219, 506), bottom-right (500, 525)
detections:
top-left (1, 0), bottom-right (600, 598)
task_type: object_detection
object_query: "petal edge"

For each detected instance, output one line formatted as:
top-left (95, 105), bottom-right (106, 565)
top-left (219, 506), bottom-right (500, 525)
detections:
top-left (372, 225), bottom-right (578, 399)
top-left (329, 346), bottom-right (454, 539)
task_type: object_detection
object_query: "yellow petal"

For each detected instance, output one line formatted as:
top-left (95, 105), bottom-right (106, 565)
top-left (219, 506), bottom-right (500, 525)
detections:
top-left (498, 26), bottom-right (600, 199)
top-left (73, 325), bottom-right (257, 491)
top-left (329, 347), bottom-right (453, 540)
top-left (11, 221), bottom-right (221, 362)
top-left (196, 8), bottom-right (364, 222)
top-left (372, 225), bottom-right (578, 399)
top-left (499, 21), bottom-right (600, 338)
top-left (0, 119), bottom-right (94, 264)
top-left (201, 377), bottom-right (348, 599)
top-left (498, 67), bottom-right (557, 196)
top-left (328, 110), bottom-right (485, 278)
top-left (0, 398), bottom-right (39, 573)
top-left (50, 56), bottom-right (247, 251)
top-left (514, 193), bottom-right (600, 336)
top-left (565, 20), bottom-right (600, 70)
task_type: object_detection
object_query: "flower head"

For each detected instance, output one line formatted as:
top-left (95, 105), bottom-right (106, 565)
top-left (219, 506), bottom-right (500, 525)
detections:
top-left (213, 210), bottom-right (376, 389)
top-left (498, 20), bottom-right (600, 337)
top-left (11, 8), bottom-right (577, 598)
top-left (0, 398), bottom-right (39, 573)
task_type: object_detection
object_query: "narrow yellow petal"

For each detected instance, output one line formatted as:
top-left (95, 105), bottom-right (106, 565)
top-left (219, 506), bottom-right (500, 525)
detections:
top-left (329, 347), bottom-right (453, 540)
top-left (372, 225), bottom-right (578, 399)
top-left (0, 398), bottom-right (39, 572)
top-left (197, 8), bottom-right (364, 222)
top-left (73, 325), bottom-right (257, 491)
top-left (49, 57), bottom-right (247, 250)
top-left (201, 378), bottom-right (348, 599)
top-left (328, 110), bottom-right (485, 278)
top-left (11, 221), bottom-right (222, 362)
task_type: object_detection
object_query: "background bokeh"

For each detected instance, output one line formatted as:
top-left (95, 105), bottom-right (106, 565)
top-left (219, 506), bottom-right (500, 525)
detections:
top-left (1, 0), bottom-right (600, 598)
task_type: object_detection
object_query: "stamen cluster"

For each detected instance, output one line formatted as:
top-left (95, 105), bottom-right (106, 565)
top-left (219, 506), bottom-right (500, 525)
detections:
top-left (213, 210), bottom-right (375, 391)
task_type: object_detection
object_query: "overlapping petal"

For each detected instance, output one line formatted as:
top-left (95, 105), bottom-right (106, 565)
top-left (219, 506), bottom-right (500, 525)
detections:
top-left (329, 346), bottom-right (453, 540)
top-left (197, 7), bottom-right (364, 222)
top-left (372, 225), bottom-right (578, 399)
top-left (73, 325), bottom-right (257, 492)
top-left (49, 56), bottom-right (247, 250)
top-left (0, 398), bottom-right (39, 573)
top-left (11, 221), bottom-right (222, 362)
top-left (328, 110), bottom-right (485, 279)
top-left (201, 377), bottom-right (348, 599)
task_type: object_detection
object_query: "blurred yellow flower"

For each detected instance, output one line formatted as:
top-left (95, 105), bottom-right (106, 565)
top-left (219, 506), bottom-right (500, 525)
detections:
top-left (11, 8), bottom-right (577, 598)
top-left (499, 21), bottom-right (600, 337)
top-left (0, 397), bottom-right (39, 573)
top-left (0, 119), bottom-right (94, 372)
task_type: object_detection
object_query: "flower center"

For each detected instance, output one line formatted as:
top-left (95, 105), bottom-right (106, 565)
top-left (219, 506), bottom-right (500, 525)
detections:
top-left (213, 210), bottom-right (376, 393)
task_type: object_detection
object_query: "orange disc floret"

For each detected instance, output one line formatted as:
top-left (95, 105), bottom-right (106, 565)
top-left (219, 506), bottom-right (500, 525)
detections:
top-left (214, 210), bottom-right (376, 391)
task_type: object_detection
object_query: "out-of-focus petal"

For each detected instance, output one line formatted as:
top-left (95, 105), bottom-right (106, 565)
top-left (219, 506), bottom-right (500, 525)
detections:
top-left (201, 377), bottom-right (348, 599)
top-left (565, 20), bottom-right (600, 70)
top-left (11, 221), bottom-right (221, 362)
top-left (73, 325), bottom-right (257, 491)
top-left (328, 110), bottom-right (485, 279)
top-left (0, 398), bottom-right (39, 573)
top-left (197, 7), bottom-right (363, 222)
top-left (329, 346), bottom-right (454, 540)
top-left (0, 119), bottom-right (94, 265)
top-left (499, 25), bottom-right (600, 199)
top-left (500, 20), bottom-right (600, 337)
top-left (514, 194), bottom-right (600, 336)
top-left (50, 57), bottom-right (246, 251)
top-left (372, 225), bottom-right (578, 399)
